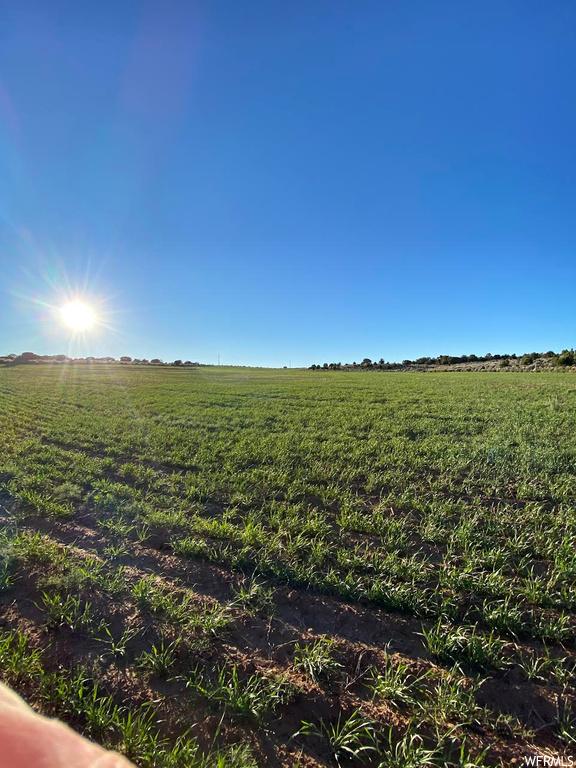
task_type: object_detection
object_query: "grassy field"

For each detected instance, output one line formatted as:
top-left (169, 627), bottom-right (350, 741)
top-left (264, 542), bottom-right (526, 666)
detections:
top-left (0, 365), bottom-right (575, 766)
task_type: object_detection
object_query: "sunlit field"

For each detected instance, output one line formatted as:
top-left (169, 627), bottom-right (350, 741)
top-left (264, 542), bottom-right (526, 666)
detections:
top-left (1, 365), bottom-right (575, 766)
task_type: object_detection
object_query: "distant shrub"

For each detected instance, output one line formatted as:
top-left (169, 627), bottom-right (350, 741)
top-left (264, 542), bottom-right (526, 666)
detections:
top-left (499, 359), bottom-right (510, 368)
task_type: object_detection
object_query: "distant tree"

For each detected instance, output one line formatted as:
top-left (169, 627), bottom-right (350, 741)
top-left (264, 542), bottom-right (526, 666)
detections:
top-left (361, 358), bottom-right (372, 366)
top-left (500, 359), bottom-right (510, 368)
top-left (556, 350), bottom-right (574, 366)
top-left (120, 356), bottom-right (132, 363)
top-left (9, 352), bottom-right (40, 365)
top-left (141, 359), bottom-right (149, 364)
top-left (150, 358), bottom-right (162, 365)
top-left (173, 359), bottom-right (183, 366)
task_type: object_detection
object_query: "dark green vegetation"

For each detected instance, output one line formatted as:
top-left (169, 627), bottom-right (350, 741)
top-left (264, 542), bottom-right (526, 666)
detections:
top-left (0, 365), bottom-right (575, 766)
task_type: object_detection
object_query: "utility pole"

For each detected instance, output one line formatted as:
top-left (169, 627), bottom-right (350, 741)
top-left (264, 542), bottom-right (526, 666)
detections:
top-left (217, 353), bottom-right (220, 366)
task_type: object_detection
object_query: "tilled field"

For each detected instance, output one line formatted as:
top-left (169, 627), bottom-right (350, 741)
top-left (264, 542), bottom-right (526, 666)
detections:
top-left (0, 365), bottom-right (575, 766)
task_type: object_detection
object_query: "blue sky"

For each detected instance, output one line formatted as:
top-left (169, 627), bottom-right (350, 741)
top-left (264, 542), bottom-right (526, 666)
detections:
top-left (2, 0), bottom-right (576, 366)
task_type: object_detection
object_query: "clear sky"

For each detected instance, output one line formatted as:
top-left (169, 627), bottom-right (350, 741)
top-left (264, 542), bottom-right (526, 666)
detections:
top-left (2, 1), bottom-right (576, 367)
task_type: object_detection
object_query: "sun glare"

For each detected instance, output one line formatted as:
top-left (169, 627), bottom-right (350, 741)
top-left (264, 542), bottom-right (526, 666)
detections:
top-left (60, 301), bottom-right (97, 332)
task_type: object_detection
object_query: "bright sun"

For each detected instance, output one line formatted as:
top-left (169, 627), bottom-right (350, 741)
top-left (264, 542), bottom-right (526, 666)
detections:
top-left (60, 301), bottom-right (97, 331)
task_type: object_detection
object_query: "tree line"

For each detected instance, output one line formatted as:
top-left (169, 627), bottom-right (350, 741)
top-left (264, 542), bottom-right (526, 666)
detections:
top-left (309, 349), bottom-right (576, 370)
top-left (0, 352), bottom-right (202, 367)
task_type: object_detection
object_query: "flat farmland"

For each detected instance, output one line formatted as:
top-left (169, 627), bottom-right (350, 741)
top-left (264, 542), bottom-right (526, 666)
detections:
top-left (0, 365), bottom-right (575, 767)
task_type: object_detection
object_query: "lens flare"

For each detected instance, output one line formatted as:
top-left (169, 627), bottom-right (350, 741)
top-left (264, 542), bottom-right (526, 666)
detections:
top-left (60, 301), bottom-right (97, 332)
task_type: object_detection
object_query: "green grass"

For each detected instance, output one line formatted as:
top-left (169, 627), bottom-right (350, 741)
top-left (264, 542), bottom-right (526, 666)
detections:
top-left (293, 637), bottom-right (343, 682)
top-left (0, 629), bottom-right (255, 768)
top-left (185, 663), bottom-right (295, 723)
top-left (1, 364), bottom-right (576, 765)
